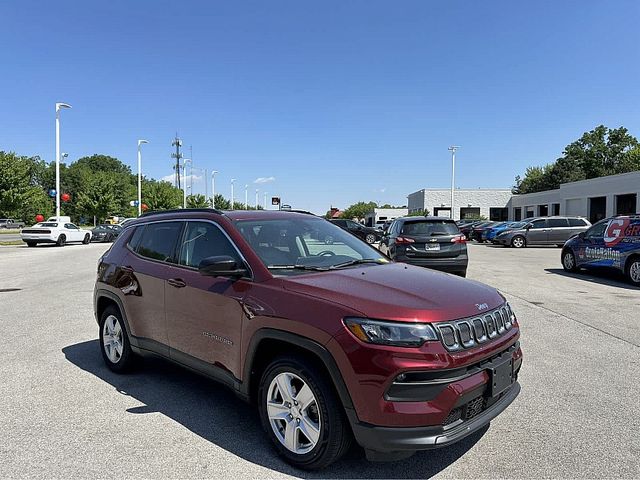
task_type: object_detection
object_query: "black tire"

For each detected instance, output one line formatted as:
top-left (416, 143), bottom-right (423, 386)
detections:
top-left (82, 233), bottom-right (91, 244)
top-left (56, 234), bottom-right (66, 247)
top-left (258, 356), bottom-right (352, 470)
top-left (511, 235), bottom-right (526, 248)
top-left (98, 305), bottom-right (136, 373)
top-left (365, 233), bottom-right (376, 244)
top-left (625, 256), bottom-right (640, 286)
top-left (26, 241), bottom-right (37, 247)
top-left (561, 249), bottom-right (578, 272)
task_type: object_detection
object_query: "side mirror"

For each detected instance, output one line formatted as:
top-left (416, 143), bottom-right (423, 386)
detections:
top-left (198, 255), bottom-right (248, 278)
top-left (525, 224), bottom-right (532, 230)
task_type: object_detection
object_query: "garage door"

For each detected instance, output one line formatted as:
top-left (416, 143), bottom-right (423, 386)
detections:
top-left (565, 198), bottom-right (583, 216)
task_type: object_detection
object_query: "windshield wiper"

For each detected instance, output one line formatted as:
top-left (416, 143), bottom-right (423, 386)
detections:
top-left (268, 264), bottom-right (330, 271)
top-left (329, 258), bottom-right (387, 269)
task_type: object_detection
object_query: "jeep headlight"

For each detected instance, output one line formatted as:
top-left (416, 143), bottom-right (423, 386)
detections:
top-left (344, 317), bottom-right (438, 347)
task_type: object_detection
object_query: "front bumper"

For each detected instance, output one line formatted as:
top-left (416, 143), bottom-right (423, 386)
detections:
top-left (352, 381), bottom-right (520, 453)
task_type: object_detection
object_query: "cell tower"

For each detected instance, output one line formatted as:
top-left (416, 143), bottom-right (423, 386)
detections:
top-left (171, 135), bottom-right (183, 189)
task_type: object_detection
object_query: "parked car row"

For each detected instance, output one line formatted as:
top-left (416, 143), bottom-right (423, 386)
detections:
top-left (19, 216), bottom-right (125, 247)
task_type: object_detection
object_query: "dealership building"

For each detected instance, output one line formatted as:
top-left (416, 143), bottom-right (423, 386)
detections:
top-left (407, 170), bottom-right (640, 223)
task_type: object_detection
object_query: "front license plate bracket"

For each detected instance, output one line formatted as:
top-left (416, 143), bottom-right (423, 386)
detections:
top-left (490, 358), bottom-right (513, 397)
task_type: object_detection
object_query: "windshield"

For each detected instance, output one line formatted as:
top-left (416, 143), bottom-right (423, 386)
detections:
top-left (234, 217), bottom-right (387, 274)
top-left (401, 220), bottom-right (459, 236)
top-left (507, 222), bottom-right (526, 229)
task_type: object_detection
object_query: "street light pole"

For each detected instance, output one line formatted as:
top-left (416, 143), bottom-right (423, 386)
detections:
top-left (137, 140), bottom-right (148, 216)
top-left (183, 159), bottom-right (192, 208)
top-left (448, 146), bottom-right (460, 220)
top-left (231, 179), bottom-right (236, 210)
top-left (263, 192), bottom-right (268, 210)
top-left (211, 171), bottom-right (218, 208)
top-left (255, 189), bottom-right (259, 209)
top-left (245, 184), bottom-right (249, 209)
top-left (55, 102), bottom-right (71, 219)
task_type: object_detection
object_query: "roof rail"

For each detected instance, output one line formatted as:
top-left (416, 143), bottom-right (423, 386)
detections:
top-left (282, 209), bottom-right (316, 216)
top-left (139, 208), bottom-right (225, 217)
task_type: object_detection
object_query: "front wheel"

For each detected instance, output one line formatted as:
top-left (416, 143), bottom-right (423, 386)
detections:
top-left (562, 249), bottom-right (578, 272)
top-left (82, 233), bottom-right (90, 244)
top-left (626, 257), bottom-right (640, 286)
top-left (258, 356), bottom-right (352, 470)
top-left (365, 233), bottom-right (376, 244)
top-left (56, 234), bottom-right (66, 247)
top-left (511, 235), bottom-right (525, 248)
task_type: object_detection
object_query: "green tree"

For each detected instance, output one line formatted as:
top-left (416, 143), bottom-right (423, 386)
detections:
top-left (341, 201), bottom-right (378, 221)
top-left (212, 194), bottom-right (231, 209)
top-left (186, 193), bottom-right (210, 208)
top-left (75, 172), bottom-right (122, 222)
top-left (407, 208), bottom-right (431, 216)
top-left (514, 125), bottom-right (640, 194)
top-left (142, 180), bottom-right (183, 210)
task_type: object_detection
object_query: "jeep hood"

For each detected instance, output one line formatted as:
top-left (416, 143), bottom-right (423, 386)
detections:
top-left (282, 263), bottom-right (504, 322)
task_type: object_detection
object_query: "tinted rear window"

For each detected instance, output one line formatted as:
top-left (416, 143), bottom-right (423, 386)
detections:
top-left (135, 222), bottom-right (183, 262)
top-left (569, 218), bottom-right (588, 227)
top-left (401, 221), bottom-right (459, 236)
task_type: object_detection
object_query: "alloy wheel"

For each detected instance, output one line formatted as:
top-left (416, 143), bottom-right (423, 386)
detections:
top-left (266, 372), bottom-right (321, 455)
top-left (512, 236), bottom-right (524, 248)
top-left (365, 233), bottom-right (376, 244)
top-left (630, 261), bottom-right (640, 284)
top-left (563, 252), bottom-right (575, 270)
top-left (102, 314), bottom-right (124, 364)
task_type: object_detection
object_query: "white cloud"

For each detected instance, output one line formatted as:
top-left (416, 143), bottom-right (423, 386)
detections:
top-left (160, 173), bottom-right (202, 184)
top-left (374, 187), bottom-right (387, 193)
top-left (254, 176), bottom-right (276, 184)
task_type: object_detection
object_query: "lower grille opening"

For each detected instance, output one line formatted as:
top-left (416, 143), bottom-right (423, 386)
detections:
top-left (443, 395), bottom-right (488, 426)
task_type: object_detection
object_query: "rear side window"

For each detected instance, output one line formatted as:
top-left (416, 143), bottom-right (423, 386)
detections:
top-left (127, 226), bottom-right (145, 250)
top-left (136, 222), bottom-right (183, 263)
top-left (178, 221), bottom-right (241, 268)
top-left (569, 218), bottom-right (588, 227)
top-left (401, 221), bottom-right (459, 236)
top-left (548, 218), bottom-right (569, 227)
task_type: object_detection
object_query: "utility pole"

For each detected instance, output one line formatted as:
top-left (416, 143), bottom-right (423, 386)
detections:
top-left (448, 146), bottom-right (460, 220)
top-left (171, 135), bottom-right (182, 189)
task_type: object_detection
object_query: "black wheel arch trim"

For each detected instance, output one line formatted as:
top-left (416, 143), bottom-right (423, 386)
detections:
top-left (241, 328), bottom-right (356, 413)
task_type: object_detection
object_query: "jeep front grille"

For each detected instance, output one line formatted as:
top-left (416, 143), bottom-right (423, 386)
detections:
top-left (434, 304), bottom-right (515, 352)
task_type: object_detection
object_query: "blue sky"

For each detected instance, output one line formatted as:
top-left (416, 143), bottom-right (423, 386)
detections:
top-left (1, 0), bottom-right (639, 214)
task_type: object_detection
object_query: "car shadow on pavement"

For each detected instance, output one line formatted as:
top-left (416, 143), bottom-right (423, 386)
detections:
top-left (544, 268), bottom-right (638, 290)
top-left (63, 340), bottom-right (486, 479)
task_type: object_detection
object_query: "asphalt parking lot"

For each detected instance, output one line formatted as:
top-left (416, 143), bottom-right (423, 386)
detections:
top-left (0, 242), bottom-right (638, 478)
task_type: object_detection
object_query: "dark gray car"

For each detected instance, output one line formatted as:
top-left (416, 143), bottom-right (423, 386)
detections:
top-left (493, 216), bottom-right (591, 248)
top-left (380, 217), bottom-right (468, 276)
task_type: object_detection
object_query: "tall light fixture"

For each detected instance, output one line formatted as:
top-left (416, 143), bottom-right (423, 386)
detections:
top-left (448, 146), bottom-right (460, 220)
top-left (255, 188), bottom-right (259, 209)
top-left (55, 102), bottom-right (72, 219)
top-left (137, 140), bottom-right (149, 216)
top-left (211, 171), bottom-right (218, 208)
top-left (263, 191), bottom-right (268, 210)
top-left (230, 179), bottom-right (236, 210)
top-left (245, 184), bottom-right (249, 209)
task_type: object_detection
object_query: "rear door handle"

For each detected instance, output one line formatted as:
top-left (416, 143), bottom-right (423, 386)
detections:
top-left (168, 278), bottom-right (187, 288)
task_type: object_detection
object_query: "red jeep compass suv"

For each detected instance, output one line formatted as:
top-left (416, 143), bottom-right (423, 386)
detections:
top-left (94, 209), bottom-right (522, 469)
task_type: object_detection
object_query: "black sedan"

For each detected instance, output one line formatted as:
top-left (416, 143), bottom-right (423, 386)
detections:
top-left (327, 219), bottom-right (381, 244)
top-left (90, 224), bottom-right (122, 243)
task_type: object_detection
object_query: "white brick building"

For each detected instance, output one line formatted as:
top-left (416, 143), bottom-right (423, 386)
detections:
top-left (407, 189), bottom-right (513, 221)
top-left (508, 171), bottom-right (640, 223)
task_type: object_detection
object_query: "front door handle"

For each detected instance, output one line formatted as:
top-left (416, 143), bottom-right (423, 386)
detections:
top-left (168, 278), bottom-right (187, 288)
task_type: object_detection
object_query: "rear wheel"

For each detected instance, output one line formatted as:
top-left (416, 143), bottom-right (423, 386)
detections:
top-left (99, 305), bottom-right (136, 372)
top-left (365, 233), bottom-right (376, 244)
top-left (56, 234), bottom-right (66, 247)
top-left (82, 233), bottom-right (90, 244)
top-left (625, 257), bottom-right (640, 286)
top-left (562, 249), bottom-right (578, 272)
top-left (258, 356), bottom-right (352, 470)
top-left (511, 235), bottom-right (525, 248)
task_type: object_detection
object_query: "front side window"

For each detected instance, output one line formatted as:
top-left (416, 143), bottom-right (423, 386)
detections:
top-left (136, 222), bottom-right (182, 262)
top-left (234, 218), bottom-right (386, 275)
top-left (178, 221), bottom-right (241, 268)
top-left (585, 221), bottom-right (607, 239)
top-left (529, 219), bottom-right (547, 229)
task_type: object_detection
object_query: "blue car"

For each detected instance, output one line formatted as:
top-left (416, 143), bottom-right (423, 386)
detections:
top-left (561, 215), bottom-right (640, 286)
top-left (485, 221), bottom-right (527, 242)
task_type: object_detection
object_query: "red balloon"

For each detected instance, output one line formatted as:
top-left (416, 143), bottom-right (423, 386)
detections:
top-left (141, 203), bottom-right (149, 211)
top-left (35, 214), bottom-right (45, 222)
top-left (61, 193), bottom-right (71, 202)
